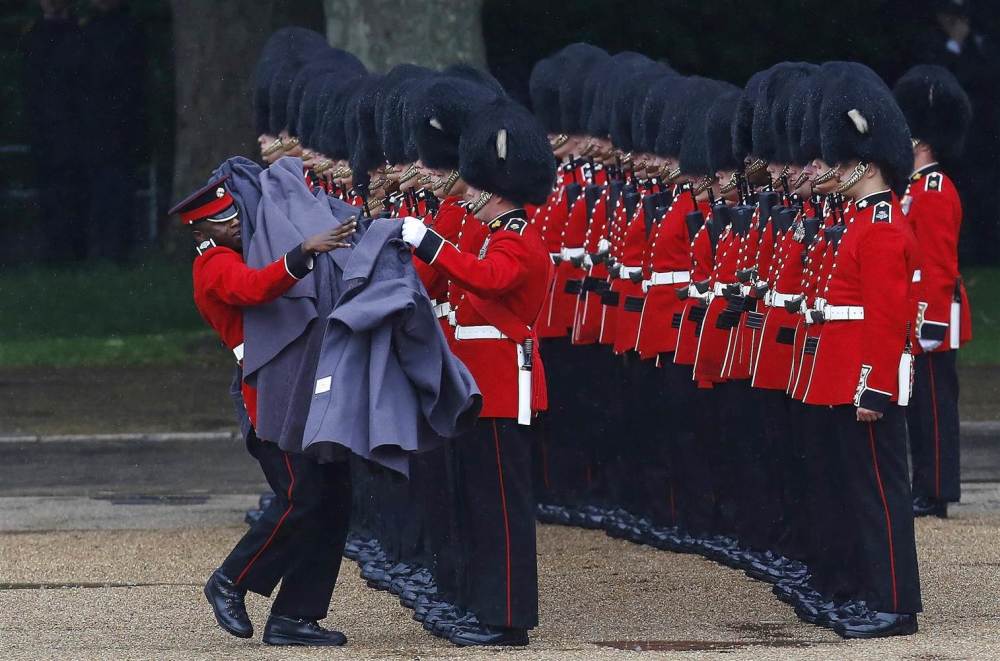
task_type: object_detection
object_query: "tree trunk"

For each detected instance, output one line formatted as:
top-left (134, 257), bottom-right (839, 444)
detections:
top-left (324, 0), bottom-right (486, 71)
top-left (170, 0), bottom-right (278, 219)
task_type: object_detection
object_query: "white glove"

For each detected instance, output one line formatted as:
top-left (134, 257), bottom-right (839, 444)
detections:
top-left (919, 338), bottom-right (942, 352)
top-left (401, 216), bottom-right (427, 248)
top-left (597, 237), bottom-right (611, 254)
top-left (641, 280), bottom-right (651, 294)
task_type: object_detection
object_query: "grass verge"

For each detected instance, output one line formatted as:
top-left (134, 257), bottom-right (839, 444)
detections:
top-left (0, 259), bottom-right (997, 368)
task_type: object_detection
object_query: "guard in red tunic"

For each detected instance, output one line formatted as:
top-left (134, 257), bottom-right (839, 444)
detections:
top-left (173, 176), bottom-right (357, 647)
top-left (402, 98), bottom-right (555, 647)
top-left (802, 69), bottom-right (922, 639)
top-left (894, 65), bottom-right (974, 518)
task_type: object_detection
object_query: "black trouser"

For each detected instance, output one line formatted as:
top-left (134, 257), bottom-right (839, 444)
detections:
top-left (709, 381), bottom-right (774, 548)
top-left (906, 350), bottom-right (961, 503)
top-left (661, 358), bottom-right (714, 536)
top-left (798, 405), bottom-right (855, 600)
top-left (221, 432), bottom-right (351, 620)
top-left (832, 405), bottom-right (922, 614)
top-left (421, 444), bottom-right (465, 603)
top-left (537, 337), bottom-right (589, 507)
top-left (589, 346), bottom-right (625, 508)
top-left (619, 352), bottom-right (660, 518)
top-left (758, 388), bottom-right (802, 558)
top-left (456, 418), bottom-right (538, 629)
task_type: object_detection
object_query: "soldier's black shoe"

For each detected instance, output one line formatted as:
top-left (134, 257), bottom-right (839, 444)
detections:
top-left (244, 508), bottom-right (263, 526)
top-left (262, 615), bottom-right (347, 646)
top-left (432, 611), bottom-right (478, 638)
top-left (204, 570), bottom-right (252, 638)
top-left (834, 612), bottom-right (918, 639)
top-left (794, 599), bottom-right (837, 625)
top-left (818, 601), bottom-right (871, 628)
top-left (422, 604), bottom-right (460, 629)
top-left (413, 596), bottom-right (447, 622)
top-left (913, 496), bottom-right (948, 518)
top-left (537, 503), bottom-right (572, 525)
top-left (449, 623), bottom-right (529, 647)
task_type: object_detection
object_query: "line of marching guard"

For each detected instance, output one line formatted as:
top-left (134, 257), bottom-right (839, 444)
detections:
top-left (199, 28), bottom-right (972, 646)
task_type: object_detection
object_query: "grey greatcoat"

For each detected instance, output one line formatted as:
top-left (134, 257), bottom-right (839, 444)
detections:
top-left (216, 157), bottom-right (479, 474)
top-left (302, 217), bottom-right (481, 475)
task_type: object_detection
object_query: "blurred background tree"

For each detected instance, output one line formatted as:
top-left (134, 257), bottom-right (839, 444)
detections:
top-left (324, 0), bottom-right (485, 71)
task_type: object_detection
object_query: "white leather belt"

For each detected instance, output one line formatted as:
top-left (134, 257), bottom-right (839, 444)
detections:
top-left (617, 265), bottom-right (643, 280)
top-left (649, 270), bottom-right (690, 286)
top-left (824, 305), bottom-right (865, 321)
top-left (454, 324), bottom-right (508, 341)
top-left (767, 291), bottom-right (798, 307)
top-left (232, 343), bottom-right (244, 363)
top-left (432, 301), bottom-right (452, 319)
top-left (561, 246), bottom-right (585, 260)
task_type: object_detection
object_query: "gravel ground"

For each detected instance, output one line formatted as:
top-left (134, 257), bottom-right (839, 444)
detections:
top-left (1, 506), bottom-right (999, 660)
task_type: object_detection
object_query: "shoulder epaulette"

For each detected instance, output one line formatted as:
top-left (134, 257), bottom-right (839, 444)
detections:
top-left (872, 201), bottom-right (892, 223)
top-left (489, 216), bottom-right (528, 234)
top-left (924, 172), bottom-right (943, 193)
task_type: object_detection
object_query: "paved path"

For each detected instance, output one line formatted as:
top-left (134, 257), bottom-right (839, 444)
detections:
top-left (1, 496), bottom-right (999, 660)
top-left (2, 436), bottom-right (1000, 659)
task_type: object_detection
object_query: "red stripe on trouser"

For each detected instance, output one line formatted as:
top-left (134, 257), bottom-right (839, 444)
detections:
top-left (492, 420), bottom-right (513, 627)
top-left (867, 423), bottom-right (899, 612)
top-left (236, 452), bottom-right (296, 585)
top-left (928, 356), bottom-right (941, 498)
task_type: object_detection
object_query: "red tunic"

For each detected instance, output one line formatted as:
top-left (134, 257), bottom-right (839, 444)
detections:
top-left (803, 191), bottom-right (919, 411)
top-left (636, 191), bottom-right (696, 359)
top-left (572, 185), bottom-right (611, 345)
top-left (533, 183), bottom-right (572, 338)
top-left (693, 217), bottom-right (740, 384)
top-left (415, 209), bottom-right (550, 419)
top-left (903, 165), bottom-right (972, 352)
top-left (612, 200), bottom-right (652, 354)
top-left (751, 222), bottom-right (806, 391)
top-left (191, 246), bottom-right (303, 428)
top-left (673, 206), bottom-right (715, 367)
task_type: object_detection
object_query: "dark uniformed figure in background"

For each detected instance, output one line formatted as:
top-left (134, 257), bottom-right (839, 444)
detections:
top-left (80, 0), bottom-right (146, 263)
top-left (894, 64), bottom-right (975, 518)
top-left (171, 176), bottom-right (356, 647)
top-left (20, 0), bottom-right (87, 263)
top-left (909, 0), bottom-right (1000, 263)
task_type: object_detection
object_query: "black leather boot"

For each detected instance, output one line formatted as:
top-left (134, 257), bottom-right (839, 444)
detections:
top-left (203, 570), bottom-right (252, 638)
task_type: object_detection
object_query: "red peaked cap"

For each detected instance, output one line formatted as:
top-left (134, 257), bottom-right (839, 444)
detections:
top-left (169, 175), bottom-right (237, 225)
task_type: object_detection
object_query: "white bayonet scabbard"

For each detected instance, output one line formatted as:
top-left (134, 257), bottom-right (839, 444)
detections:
top-left (950, 300), bottom-right (961, 350)
top-left (517, 343), bottom-right (532, 426)
top-left (897, 351), bottom-right (913, 407)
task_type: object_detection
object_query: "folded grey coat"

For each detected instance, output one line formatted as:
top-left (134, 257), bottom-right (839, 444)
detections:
top-left (219, 156), bottom-right (480, 474)
top-left (302, 217), bottom-right (482, 475)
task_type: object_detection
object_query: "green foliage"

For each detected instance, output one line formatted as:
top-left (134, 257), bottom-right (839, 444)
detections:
top-left (0, 256), bottom-right (220, 367)
top-left (958, 267), bottom-right (1000, 367)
